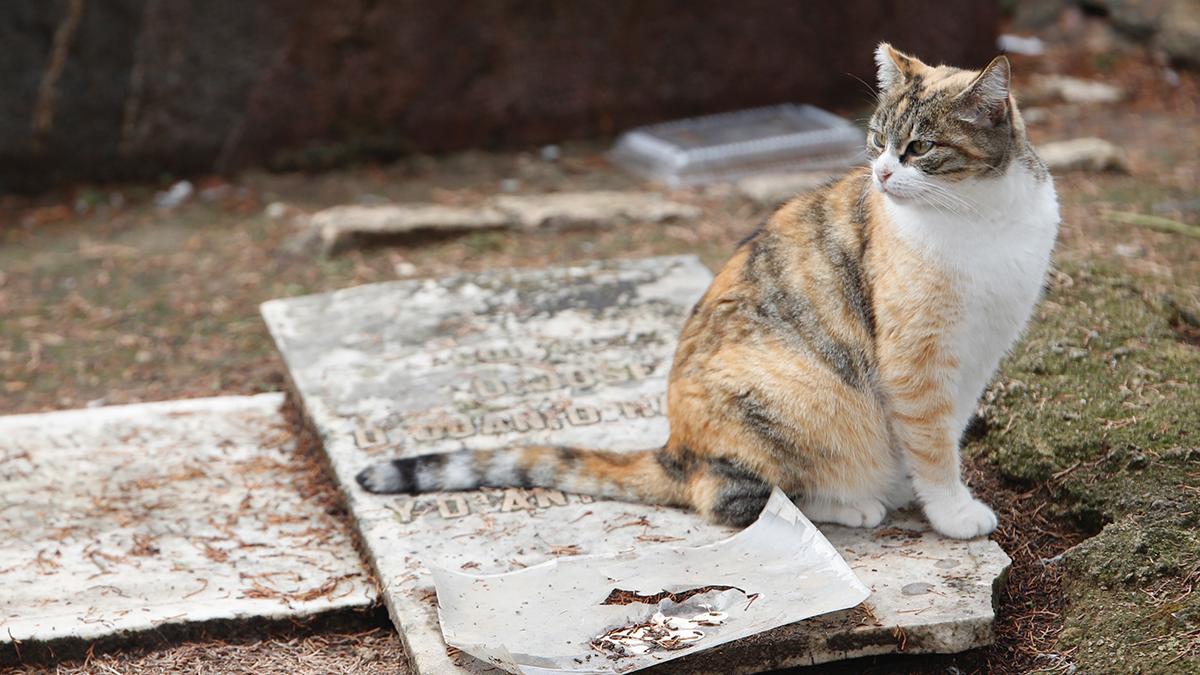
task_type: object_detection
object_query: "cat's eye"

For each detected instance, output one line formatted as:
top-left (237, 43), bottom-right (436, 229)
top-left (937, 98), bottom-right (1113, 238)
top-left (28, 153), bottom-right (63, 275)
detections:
top-left (868, 131), bottom-right (884, 150)
top-left (905, 139), bottom-right (935, 156)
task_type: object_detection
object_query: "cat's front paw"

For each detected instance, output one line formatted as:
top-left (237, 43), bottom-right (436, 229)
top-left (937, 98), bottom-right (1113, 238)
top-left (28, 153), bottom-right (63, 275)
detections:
top-left (924, 493), bottom-right (998, 539)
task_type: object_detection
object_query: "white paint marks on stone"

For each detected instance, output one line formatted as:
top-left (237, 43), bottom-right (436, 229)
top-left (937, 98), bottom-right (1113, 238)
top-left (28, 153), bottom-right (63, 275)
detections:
top-left (0, 394), bottom-right (376, 644)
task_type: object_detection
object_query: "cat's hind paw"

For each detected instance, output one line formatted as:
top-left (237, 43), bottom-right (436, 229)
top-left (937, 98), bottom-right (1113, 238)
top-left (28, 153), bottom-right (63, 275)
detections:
top-left (802, 496), bottom-right (888, 528)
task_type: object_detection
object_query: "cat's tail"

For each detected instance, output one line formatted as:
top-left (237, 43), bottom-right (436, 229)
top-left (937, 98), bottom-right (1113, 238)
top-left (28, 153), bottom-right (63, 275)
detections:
top-left (354, 445), bottom-right (686, 506)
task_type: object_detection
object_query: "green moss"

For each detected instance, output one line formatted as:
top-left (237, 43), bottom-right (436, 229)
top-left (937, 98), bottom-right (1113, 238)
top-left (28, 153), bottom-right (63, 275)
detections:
top-left (976, 263), bottom-right (1199, 490)
top-left (970, 262), bottom-right (1200, 672)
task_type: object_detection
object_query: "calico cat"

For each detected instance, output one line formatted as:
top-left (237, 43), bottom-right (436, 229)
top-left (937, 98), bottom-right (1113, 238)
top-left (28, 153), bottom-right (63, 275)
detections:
top-left (356, 44), bottom-right (1059, 540)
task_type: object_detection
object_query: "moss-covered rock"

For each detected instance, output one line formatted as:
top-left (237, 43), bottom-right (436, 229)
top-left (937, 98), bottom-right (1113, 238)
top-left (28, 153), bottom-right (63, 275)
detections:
top-left (970, 262), bottom-right (1200, 673)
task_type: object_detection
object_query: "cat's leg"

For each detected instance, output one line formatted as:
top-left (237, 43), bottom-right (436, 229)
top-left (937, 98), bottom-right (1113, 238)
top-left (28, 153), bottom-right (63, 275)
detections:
top-left (896, 419), bottom-right (996, 538)
top-left (881, 470), bottom-right (917, 510)
top-left (880, 359), bottom-right (997, 538)
top-left (799, 494), bottom-right (887, 528)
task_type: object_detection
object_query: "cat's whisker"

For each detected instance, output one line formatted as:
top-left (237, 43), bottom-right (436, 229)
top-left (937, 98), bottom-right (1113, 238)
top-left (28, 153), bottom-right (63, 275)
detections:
top-left (914, 179), bottom-right (994, 219)
top-left (846, 72), bottom-right (882, 106)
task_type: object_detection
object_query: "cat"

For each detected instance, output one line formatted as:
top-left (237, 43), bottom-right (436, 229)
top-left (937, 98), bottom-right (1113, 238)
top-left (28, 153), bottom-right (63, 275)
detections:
top-left (356, 43), bottom-right (1059, 540)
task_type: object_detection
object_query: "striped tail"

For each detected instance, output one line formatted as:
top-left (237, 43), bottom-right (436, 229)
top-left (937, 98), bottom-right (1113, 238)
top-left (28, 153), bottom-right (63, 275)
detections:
top-left (354, 445), bottom-right (684, 506)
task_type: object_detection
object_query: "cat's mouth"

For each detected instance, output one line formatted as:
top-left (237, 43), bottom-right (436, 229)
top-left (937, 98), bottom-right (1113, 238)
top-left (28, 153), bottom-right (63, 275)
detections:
top-left (877, 183), bottom-right (916, 201)
top-left (873, 175), bottom-right (913, 200)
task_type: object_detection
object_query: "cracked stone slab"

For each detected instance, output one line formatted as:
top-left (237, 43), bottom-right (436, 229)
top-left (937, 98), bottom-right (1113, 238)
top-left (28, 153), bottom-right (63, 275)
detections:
top-left (306, 193), bottom-right (699, 255)
top-left (0, 394), bottom-right (376, 646)
top-left (261, 255), bottom-right (1010, 673)
top-left (311, 204), bottom-right (511, 254)
top-left (492, 191), bottom-right (701, 229)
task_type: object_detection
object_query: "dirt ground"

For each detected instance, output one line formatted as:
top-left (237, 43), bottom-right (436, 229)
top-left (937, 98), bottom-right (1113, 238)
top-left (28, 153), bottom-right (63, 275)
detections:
top-left (2, 12), bottom-right (1198, 675)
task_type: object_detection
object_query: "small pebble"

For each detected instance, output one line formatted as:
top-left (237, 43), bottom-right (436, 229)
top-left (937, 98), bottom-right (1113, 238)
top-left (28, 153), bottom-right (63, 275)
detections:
top-left (902, 582), bottom-right (934, 596)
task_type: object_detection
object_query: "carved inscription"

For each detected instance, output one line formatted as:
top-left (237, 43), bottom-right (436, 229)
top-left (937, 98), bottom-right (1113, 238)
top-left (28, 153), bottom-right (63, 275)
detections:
top-left (469, 361), bottom-right (657, 398)
top-left (355, 427), bottom-right (387, 448)
top-left (429, 333), bottom-right (665, 368)
top-left (390, 488), bottom-right (594, 524)
top-left (351, 334), bottom-right (673, 449)
top-left (393, 392), bottom-right (668, 445)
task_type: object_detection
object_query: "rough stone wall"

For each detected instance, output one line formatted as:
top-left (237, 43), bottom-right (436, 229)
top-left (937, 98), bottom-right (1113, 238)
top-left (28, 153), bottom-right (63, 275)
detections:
top-left (1, 1), bottom-right (999, 192)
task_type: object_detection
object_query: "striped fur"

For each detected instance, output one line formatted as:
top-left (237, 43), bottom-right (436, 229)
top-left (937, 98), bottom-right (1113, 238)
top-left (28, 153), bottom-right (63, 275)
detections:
top-left (357, 45), bottom-right (1059, 538)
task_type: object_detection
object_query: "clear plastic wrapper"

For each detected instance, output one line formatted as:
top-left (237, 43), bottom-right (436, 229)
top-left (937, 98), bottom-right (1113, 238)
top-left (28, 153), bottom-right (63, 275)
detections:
top-left (429, 489), bottom-right (870, 674)
top-left (610, 104), bottom-right (865, 185)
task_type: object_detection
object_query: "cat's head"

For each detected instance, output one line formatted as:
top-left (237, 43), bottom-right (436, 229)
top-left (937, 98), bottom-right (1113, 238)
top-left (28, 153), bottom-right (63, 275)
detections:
top-left (866, 43), bottom-right (1027, 202)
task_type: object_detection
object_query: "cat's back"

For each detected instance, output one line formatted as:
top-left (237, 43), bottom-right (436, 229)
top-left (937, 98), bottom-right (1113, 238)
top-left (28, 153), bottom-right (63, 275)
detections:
top-left (665, 170), bottom-right (891, 490)
top-left (672, 169), bottom-right (879, 389)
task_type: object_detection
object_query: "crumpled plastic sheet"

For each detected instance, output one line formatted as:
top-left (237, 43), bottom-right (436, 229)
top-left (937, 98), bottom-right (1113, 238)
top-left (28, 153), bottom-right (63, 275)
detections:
top-left (428, 489), bottom-right (870, 673)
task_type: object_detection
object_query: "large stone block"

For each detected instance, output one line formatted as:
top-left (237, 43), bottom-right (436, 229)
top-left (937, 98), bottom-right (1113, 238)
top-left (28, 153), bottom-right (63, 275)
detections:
top-left (3, 2), bottom-right (1000, 191)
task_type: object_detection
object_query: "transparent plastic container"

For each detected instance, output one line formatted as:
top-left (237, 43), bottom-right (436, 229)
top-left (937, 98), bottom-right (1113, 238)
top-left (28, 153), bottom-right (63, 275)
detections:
top-left (610, 104), bottom-right (865, 186)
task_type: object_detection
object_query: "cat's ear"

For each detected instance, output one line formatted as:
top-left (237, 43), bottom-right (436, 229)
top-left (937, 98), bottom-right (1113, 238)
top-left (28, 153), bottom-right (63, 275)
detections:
top-left (956, 56), bottom-right (1011, 128)
top-left (875, 42), bottom-right (922, 91)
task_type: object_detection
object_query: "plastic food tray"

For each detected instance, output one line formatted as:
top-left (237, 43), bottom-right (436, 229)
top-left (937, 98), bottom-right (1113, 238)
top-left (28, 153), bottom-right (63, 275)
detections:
top-left (610, 103), bottom-right (865, 185)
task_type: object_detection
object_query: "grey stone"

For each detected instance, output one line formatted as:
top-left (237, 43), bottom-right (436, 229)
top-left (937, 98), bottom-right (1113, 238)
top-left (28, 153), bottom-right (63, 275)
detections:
top-left (1100, 0), bottom-right (1168, 40)
top-left (1039, 137), bottom-right (1129, 173)
top-left (1157, 0), bottom-right (1200, 68)
top-left (1099, 0), bottom-right (1200, 68)
top-left (735, 171), bottom-right (835, 206)
top-left (264, 201), bottom-right (293, 221)
top-left (0, 394), bottom-right (376, 645)
top-left (311, 204), bottom-right (510, 255)
top-left (262, 256), bottom-right (1011, 674)
top-left (902, 582), bottom-right (936, 595)
top-left (492, 191), bottom-right (701, 229)
top-left (153, 180), bottom-right (194, 210)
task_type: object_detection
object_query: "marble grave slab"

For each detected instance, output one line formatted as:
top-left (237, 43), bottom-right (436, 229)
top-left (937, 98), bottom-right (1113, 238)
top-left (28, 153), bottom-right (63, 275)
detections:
top-left (0, 394), bottom-right (376, 646)
top-left (261, 256), bottom-right (1011, 673)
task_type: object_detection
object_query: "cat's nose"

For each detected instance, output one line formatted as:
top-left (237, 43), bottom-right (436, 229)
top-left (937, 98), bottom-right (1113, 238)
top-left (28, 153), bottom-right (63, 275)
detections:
top-left (876, 168), bottom-right (893, 183)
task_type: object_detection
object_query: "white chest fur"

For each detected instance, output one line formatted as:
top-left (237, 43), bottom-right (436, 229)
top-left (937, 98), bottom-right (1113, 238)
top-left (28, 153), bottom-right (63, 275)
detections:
top-left (885, 165), bottom-right (1060, 435)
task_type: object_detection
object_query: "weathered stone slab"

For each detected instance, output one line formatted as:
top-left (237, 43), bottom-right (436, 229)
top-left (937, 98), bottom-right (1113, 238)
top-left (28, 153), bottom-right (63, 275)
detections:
top-left (492, 191), bottom-right (701, 229)
top-left (0, 394), bottom-right (376, 645)
top-left (261, 256), bottom-right (1010, 673)
top-left (735, 171), bottom-right (835, 206)
top-left (311, 204), bottom-right (510, 254)
top-left (305, 193), bottom-right (700, 256)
